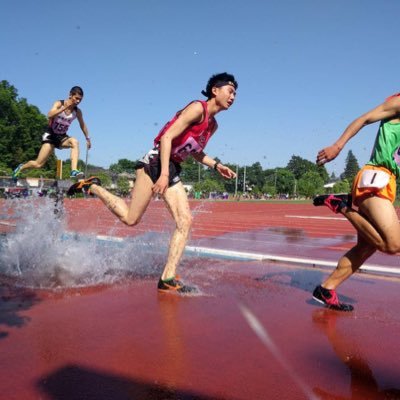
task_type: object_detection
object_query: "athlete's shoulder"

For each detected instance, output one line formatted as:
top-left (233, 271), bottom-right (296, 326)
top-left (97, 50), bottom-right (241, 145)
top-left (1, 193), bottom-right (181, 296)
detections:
top-left (184, 100), bottom-right (205, 112)
top-left (179, 100), bottom-right (205, 121)
top-left (385, 92), bottom-right (400, 102)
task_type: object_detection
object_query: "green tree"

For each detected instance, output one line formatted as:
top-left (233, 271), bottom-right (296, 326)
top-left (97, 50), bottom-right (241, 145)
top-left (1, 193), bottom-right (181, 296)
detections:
top-left (275, 168), bottom-right (296, 195)
top-left (286, 155), bottom-right (329, 182)
top-left (0, 80), bottom-right (49, 171)
top-left (333, 179), bottom-right (350, 194)
top-left (298, 171), bottom-right (324, 198)
top-left (262, 182), bottom-right (277, 197)
top-left (193, 178), bottom-right (224, 197)
top-left (117, 176), bottom-right (131, 196)
top-left (109, 158), bottom-right (137, 174)
top-left (341, 150), bottom-right (360, 182)
top-left (180, 158), bottom-right (203, 183)
top-left (245, 162), bottom-right (264, 191)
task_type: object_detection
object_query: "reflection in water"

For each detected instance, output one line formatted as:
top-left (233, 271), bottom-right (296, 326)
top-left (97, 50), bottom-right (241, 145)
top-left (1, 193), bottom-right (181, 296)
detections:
top-left (269, 227), bottom-right (305, 243)
top-left (312, 309), bottom-right (400, 400)
top-left (157, 294), bottom-right (187, 397)
top-left (0, 284), bottom-right (41, 339)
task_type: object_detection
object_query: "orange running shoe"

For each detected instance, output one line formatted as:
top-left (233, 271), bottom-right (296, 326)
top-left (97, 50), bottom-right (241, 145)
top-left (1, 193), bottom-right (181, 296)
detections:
top-left (157, 276), bottom-right (197, 294)
top-left (67, 176), bottom-right (101, 196)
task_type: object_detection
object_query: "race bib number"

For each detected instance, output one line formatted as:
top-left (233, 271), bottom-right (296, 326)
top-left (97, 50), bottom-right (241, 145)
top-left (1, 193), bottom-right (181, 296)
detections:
top-left (52, 122), bottom-right (69, 134)
top-left (172, 137), bottom-right (202, 161)
top-left (357, 169), bottom-right (390, 189)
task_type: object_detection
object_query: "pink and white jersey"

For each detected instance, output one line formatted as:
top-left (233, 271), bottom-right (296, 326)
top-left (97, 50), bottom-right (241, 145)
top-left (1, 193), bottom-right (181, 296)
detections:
top-left (154, 100), bottom-right (217, 163)
top-left (48, 101), bottom-right (78, 135)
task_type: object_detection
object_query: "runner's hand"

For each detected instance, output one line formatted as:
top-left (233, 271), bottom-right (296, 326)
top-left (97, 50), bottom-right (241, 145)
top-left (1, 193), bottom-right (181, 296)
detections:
top-left (64, 98), bottom-right (75, 108)
top-left (217, 164), bottom-right (236, 179)
top-left (86, 137), bottom-right (92, 149)
top-left (316, 144), bottom-right (341, 166)
top-left (152, 175), bottom-right (169, 195)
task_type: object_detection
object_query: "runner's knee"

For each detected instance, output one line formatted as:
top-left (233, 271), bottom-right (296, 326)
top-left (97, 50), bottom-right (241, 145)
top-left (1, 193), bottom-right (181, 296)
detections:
top-left (32, 160), bottom-right (45, 168)
top-left (122, 215), bottom-right (141, 226)
top-left (176, 212), bottom-right (192, 233)
top-left (384, 240), bottom-right (400, 254)
top-left (69, 137), bottom-right (79, 147)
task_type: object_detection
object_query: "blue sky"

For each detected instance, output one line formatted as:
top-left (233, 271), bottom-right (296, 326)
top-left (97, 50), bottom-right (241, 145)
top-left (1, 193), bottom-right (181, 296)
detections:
top-left (2, 0), bottom-right (400, 176)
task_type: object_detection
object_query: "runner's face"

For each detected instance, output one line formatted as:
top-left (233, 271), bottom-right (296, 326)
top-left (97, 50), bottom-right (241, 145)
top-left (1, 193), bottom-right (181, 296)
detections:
top-left (70, 94), bottom-right (83, 105)
top-left (214, 84), bottom-right (236, 109)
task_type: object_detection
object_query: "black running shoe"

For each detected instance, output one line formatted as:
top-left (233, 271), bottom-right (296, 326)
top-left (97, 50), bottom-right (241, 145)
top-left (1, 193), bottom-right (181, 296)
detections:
top-left (312, 285), bottom-right (354, 312)
top-left (313, 194), bottom-right (352, 214)
top-left (157, 276), bottom-right (198, 294)
top-left (67, 176), bottom-right (101, 196)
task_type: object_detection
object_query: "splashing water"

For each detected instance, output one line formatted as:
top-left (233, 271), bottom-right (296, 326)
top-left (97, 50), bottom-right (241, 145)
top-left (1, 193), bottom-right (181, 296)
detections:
top-left (0, 198), bottom-right (169, 289)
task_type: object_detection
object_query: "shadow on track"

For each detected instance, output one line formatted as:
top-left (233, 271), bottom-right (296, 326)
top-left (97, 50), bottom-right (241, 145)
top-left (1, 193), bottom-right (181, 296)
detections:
top-left (38, 364), bottom-right (226, 400)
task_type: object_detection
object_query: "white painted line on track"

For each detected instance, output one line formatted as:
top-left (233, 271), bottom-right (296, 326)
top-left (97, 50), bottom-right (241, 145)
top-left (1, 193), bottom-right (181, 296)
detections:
top-left (96, 235), bottom-right (124, 242)
top-left (0, 221), bottom-right (16, 227)
top-left (38, 232), bottom-right (400, 278)
top-left (185, 245), bottom-right (400, 276)
top-left (285, 215), bottom-right (347, 221)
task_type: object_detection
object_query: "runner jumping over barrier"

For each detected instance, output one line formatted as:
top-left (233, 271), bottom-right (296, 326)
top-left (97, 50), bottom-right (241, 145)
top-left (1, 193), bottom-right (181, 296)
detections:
top-left (12, 86), bottom-right (92, 180)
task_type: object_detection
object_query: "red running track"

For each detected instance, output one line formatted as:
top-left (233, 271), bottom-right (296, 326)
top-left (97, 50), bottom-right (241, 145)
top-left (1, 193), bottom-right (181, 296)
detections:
top-left (0, 199), bottom-right (399, 399)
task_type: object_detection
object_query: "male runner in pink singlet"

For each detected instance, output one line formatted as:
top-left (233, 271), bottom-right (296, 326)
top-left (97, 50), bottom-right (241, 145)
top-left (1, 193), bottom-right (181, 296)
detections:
top-left (68, 73), bottom-right (238, 293)
top-left (12, 86), bottom-right (91, 179)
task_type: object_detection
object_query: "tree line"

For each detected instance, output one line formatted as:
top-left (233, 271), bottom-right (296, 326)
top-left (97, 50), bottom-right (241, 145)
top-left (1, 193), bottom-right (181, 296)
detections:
top-left (0, 80), bottom-right (361, 197)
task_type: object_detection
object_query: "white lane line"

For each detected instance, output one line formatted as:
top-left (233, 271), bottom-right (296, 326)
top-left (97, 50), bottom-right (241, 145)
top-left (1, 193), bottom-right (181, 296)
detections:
top-left (24, 231), bottom-right (400, 278)
top-left (185, 245), bottom-right (400, 276)
top-left (0, 221), bottom-right (17, 227)
top-left (285, 215), bottom-right (347, 221)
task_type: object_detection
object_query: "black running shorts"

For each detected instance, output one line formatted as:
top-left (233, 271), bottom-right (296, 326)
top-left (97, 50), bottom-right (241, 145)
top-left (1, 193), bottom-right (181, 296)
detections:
top-left (42, 132), bottom-right (70, 149)
top-left (136, 148), bottom-right (182, 187)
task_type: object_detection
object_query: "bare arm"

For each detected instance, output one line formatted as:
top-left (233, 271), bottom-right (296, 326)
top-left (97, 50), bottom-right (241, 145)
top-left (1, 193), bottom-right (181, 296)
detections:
top-left (316, 96), bottom-right (400, 166)
top-left (47, 100), bottom-right (66, 118)
top-left (76, 109), bottom-right (91, 149)
top-left (47, 97), bottom-right (79, 118)
top-left (192, 152), bottom-right (236, 179)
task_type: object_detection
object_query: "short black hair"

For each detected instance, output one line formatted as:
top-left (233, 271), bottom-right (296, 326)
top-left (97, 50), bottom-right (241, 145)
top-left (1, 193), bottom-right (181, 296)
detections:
top-left (70, 86), bottom-right (84, 96)
top-left (201, 72), bottom-right (238, 99)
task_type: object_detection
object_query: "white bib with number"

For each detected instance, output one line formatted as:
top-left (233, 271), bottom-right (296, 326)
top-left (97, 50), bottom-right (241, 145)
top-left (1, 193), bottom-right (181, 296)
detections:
top-left (357, 169), bottom-right (390, 189)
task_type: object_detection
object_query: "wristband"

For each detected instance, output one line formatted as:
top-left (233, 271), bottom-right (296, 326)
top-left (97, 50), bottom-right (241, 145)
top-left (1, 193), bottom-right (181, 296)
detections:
top-left (213, 161), bottom-right (220, 170)
top-left (86, 137), bottom-right (91, 140)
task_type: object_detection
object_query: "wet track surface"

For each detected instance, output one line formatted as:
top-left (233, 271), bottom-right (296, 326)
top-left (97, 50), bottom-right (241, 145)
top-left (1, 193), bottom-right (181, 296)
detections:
top-left (0, 199), bottom-right (399, 399)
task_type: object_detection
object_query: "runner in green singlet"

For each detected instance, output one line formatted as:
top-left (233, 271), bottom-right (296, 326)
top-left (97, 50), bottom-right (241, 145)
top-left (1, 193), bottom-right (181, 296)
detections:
top-left (312, 93), bottom-right (400, 311)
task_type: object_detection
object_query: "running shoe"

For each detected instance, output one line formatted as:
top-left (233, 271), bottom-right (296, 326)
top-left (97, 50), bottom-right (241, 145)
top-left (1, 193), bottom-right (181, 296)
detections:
top-left (313, 193), bottom-right (352, 214)
top-left (157, 276), bottom-right (198, 294)
top-left (70, 169), bottom-right (84, 178)
top-left (312, 285), bottom-right (354, 312)
top-left (66, 176), bottom-right (101, 196)
top-left (12, 163), bottom-right (24, 180)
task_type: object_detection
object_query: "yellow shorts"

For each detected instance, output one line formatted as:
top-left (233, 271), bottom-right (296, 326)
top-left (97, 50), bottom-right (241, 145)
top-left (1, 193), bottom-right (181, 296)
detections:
top-left (352, 165), bottom-right (397, 206)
